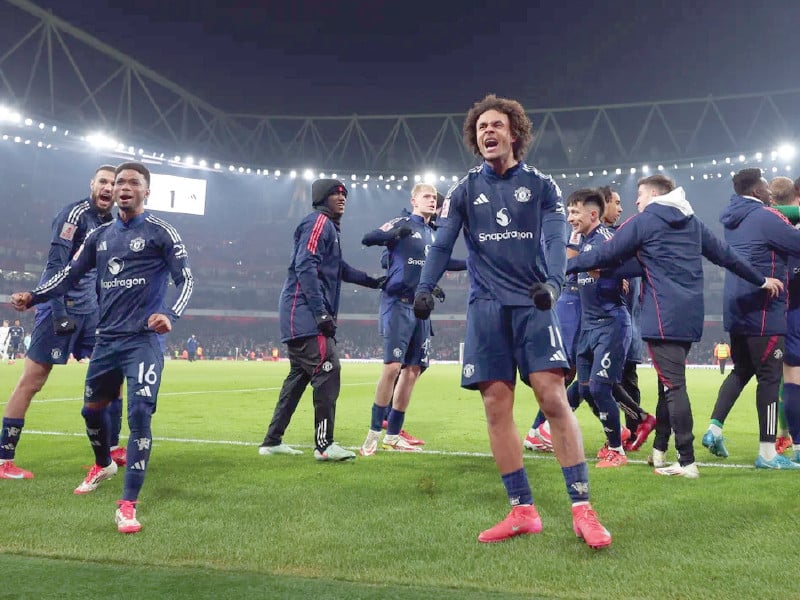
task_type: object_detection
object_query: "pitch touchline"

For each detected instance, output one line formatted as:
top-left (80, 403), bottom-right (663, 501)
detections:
top-left (0, 382), bottom-right (375, 405)
top-left (21, 429), bottom-right (759, 469)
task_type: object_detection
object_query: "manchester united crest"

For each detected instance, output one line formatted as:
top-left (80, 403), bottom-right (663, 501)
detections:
top-left (514, 187), bottom-right (531, 203)
top-left (130, 237), bottom-right (146, 252)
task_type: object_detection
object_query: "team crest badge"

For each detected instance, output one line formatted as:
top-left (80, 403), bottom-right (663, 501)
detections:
top-left (463, 364), bottom-right (475, 378)
top-left (51, 348), bottom-right (62, 360)
top-left (130, 237), bottom-right (146, 252)
top-left (514, 187), bottom-right (531, 203)
top-left (321, 361), bottom-right (333, 372)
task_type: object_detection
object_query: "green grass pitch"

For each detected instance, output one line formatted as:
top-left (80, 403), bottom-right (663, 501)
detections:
top-left (0, 360), bottom-right (796, 599)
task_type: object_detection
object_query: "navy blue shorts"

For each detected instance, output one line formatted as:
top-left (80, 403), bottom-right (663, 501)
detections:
top-left (577, 319), bottom-right (631, 385)
top-left (461, 298), bottom-right (569, 390)
top-left (380, 299), bottom-right (431, 368)
top-left (554, 289), bottom-right (580, 366)
top-left (84, 334), bottom-right (164, 412)
top-left (27, 308), bottom-right (98, 365)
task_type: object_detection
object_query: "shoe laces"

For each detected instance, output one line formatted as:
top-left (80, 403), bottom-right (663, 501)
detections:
top-left (85, 463), bottom-right (104, 480)
top-left (117, 500), bottom-right (137, 519)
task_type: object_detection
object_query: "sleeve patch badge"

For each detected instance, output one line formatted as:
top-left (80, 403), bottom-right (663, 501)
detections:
top-left (59, 223), bottom-right (77, 241)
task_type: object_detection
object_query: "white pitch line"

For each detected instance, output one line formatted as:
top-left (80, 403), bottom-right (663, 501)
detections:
top-left (21, 429), bottom-right (761, 469)
top-left (0, 382), bottom-right (374, 405)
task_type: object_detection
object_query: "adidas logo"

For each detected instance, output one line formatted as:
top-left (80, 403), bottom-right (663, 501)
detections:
top-left (130, 460), bottom-right (146, 470)
top-left (596, 368), bottom-right (609, 378)
top-left (473, 194), bottom-right (489, 205)
top-left (550, 350), bottom-right (567, 362)
top-left (98, 241), bottom-right (107, 251)
top-left (135, 386), bottom-right (152, 397)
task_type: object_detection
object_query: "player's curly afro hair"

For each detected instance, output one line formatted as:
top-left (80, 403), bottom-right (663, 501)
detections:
top-left (462, 94), bottom-right (533, 162)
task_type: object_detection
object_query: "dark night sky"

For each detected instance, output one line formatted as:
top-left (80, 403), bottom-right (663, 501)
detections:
top-left (26, 0), bottom-right (800, 116)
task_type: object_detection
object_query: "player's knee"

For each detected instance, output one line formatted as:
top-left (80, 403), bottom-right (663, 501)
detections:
top-left (128, 401), bottom-right (154, 430)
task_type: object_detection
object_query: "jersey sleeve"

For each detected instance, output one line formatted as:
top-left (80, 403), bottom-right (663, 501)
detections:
top-left (362, 217), bottom-right (409, 247)
top-left (162, 231), bottom-right (194, 322)
top-left (295, 214), bottom-right (329, 317)
top-left (418, 186), bottom-right (464, 293)
top-left (42, 207), bottom-right (81, 316)
top-left (540, 180), bottom-right (567, 290)
top-left (31, 228), bottom-right (99, 306)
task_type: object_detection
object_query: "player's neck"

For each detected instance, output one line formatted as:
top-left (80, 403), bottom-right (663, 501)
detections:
top-left (485, 155), bottom-right (518, 177)
top-left (412, 210), bottom-right (431, 223)
top-left (118, 207), bottom-right (144, 223)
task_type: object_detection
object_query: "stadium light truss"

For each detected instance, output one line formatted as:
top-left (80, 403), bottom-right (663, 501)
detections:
top-left (1, 101), bottom-right (797, 190)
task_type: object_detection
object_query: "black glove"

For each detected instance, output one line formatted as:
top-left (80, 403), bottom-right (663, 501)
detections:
top-left (393, 226), bottom-right (413, 240)
top-left (315, 313), bottom-right (337, 337)
top-left (53, 315), bottom-right (78, 336)
top-left (431, 285), bottom-right (446, 303)
top-left (528, 282), bottom-right (557, 311)
top-left (365, 275), bottom-right (387, 290)
top-left (413, 291), bottom-right (435, 319)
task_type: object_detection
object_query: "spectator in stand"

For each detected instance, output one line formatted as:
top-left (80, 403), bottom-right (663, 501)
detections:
top-left (185, 334), bottom-right (199, 362)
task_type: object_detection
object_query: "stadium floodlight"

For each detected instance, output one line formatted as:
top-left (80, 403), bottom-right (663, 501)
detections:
top-left (413, 174), bottom-right (421, 182)
top-left (561, 173), bottom-right (566, 179)
top-left (127, 146), bottom-right (134, 154)
top-left (712, 160), bottom-right (717, 165)
top-left (214, 163), bottom-right (221, 169)
top-left (362, 183), bottom-right (368, 189)
top-left (238, 167), bottom-right (244, 173)
top-left (378, 175), bottom-right (383, 181)
top-left (657, 165), bottom-right (664, 171)
top-left (319, 172), bottom-right (326, 179)
top-left (385, 184), bottom-right (390, 189)
top-left (331, 173), bottom-right (337, 179)
top-left (641, 165), bottom-right (649, 173)
top-left (738, 154), bottom-right (746, 162)
top-left (423, 172), bottom-right (437, 184)
top-left (602, 170), bottom-right (608, 175)
top-left (302, 169), bottom-right (313, 180)
top-left (724, 157), bottom-right (730, 164)
top-left (274, 170), bottom-right (281, 177)
top-left (771, 166), bottom-right (778, 173)
top-left (351, 174), bottom-right (357, 180)
top-left (245, 168), bottom-right (251, 174)
top-left (588, 171), bottom-right (594, 177)
top-left (290, 170), bottom-right (298, 179)
top-left (777, 143), bottom-right (796, 161)
top-left (185, 156), bottom-right (194, 165)
top-left (199, 160), bottom-right (207, 168)
top-left (51, 125), bottom-right (57, 132)
top-left (38, 122), bottom-right (44, 129)
top-left (364, 174), bottom-right (370, 181)
top-left (396, 185), bottom-right (401, 190)
top-left (403, 176), bottom-right (409, 181)
top-left (173, 155), bottom-right (181, 162)
top-left (575, 173), bottom-right (580, 178)
top-left (690, 175), bottom-right (695, 180)
top-left (24, 118), bottom-right (32, 126)
top-left (615, 168), bottom-right (622, 175)
top-left (755, 152), bottom-right (763, 160)
top-left (451, 175), bottom-right (458, 182)
top-left (85, 132), bottom-right (117, 149)
top-left (228, 165), bottom-right (235, 172)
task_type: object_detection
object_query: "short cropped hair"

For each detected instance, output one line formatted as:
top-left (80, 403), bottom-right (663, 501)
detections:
top-left (598, 186), bottom-right (616, 203)
top-left (769, 177), bottom-right (797, 206)
top-left (637, 174), bottom-right (676, 195)
top-left (732, 168), bottom-right (763, 196)
top-left (463, 94), bottom-right (533, 161)
top-left (411, 183), bottom-right (437, 198)
top-left (94, 164), bottom-right (116, 177)
top-left (115, 161), bottom-right (151, 186)
top-left (566, 188), bottom-right (606, 214)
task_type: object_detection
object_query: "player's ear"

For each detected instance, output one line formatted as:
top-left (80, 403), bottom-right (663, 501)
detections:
top-left (144, 187), bottom-right (150, 200)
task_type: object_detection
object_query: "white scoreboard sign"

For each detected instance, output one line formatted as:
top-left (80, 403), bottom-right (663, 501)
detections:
top-left (147, 173), bottom-right (207, 216)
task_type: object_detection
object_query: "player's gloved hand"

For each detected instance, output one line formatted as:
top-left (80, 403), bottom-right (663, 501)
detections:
top-left (528, 282), bottom-right (557, 311)
top-left (53, 315), bottom-right (78, 336)
top-left (315, 313), bottom-right (337, 337)
top-left (413, 291), bottom-right (435, 319)
top-left (393, 226), bottom-right (413, 240)
top-left (365, 275), bottom-right (387, 289)
top-left (431, 285), bottom-right (446, 303)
